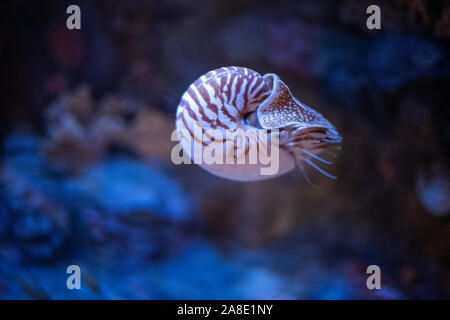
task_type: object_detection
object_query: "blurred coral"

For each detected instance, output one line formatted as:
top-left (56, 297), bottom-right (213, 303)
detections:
top-left (43, 85), bottom-right (175, 173)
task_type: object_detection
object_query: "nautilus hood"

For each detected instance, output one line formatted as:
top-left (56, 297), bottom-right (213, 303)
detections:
top-left (257, 73), bottom-right (341, 144)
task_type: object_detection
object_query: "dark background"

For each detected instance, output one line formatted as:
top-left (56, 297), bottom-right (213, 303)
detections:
top-left (0, 0), bottom-right (449, 299)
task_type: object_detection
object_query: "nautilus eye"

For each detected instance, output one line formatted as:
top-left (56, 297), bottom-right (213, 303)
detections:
top-left (175, 66), bottom-right (342, 182)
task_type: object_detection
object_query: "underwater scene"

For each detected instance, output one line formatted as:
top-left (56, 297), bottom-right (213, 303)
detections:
top-left (0, 0), bottom-right (449, 299)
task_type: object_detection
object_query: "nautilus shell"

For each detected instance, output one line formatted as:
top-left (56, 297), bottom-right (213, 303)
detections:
top-left (175, 66), bottom-right (341, 181)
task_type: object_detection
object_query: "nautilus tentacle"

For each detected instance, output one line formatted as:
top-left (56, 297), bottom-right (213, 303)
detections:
top-left (175, 66), bottom-right (341, 181)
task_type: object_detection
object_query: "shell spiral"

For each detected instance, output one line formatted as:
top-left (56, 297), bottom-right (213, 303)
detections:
top-left (175, 66), bottom-right (341, 181)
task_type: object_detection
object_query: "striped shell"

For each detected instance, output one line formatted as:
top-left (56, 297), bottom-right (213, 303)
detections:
top-left (175, 66), bottom-right (341, 181)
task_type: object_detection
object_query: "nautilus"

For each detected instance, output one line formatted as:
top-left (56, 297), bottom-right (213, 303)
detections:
top-left (175, 66), bottom-right (341, 182)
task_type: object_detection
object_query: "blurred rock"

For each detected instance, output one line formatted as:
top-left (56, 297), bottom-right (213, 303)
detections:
top-left (0, 202), bottom-right (11, 238)
top-left (148, 239), bottom-right (295, 299)
top-left (64, 158), bottom-right (193, 222)
top-left (81, 207), bottom-right (187, 261)
top-left (368, 35), bottom-right (443, 91)
top-left (0, 147), bottom-right (71, 261)
top-left (238, 268), bottom-right (293, 300)
top-left (416, 162), bottom-right (450, 217)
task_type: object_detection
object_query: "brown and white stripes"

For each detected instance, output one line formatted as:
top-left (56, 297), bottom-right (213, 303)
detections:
top-left (176, 67), bottom-right (271, 145)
